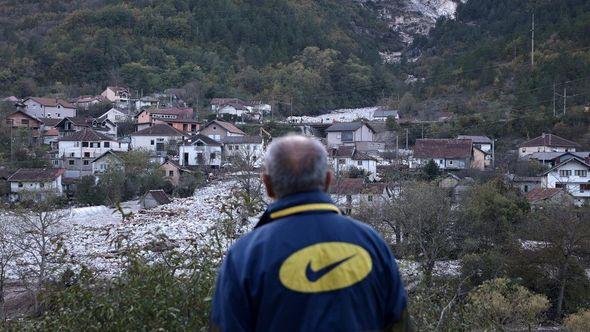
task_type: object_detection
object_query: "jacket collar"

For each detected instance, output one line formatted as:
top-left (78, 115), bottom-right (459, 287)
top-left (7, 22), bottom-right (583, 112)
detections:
top-left (255, 190), bottom-right (341, 228)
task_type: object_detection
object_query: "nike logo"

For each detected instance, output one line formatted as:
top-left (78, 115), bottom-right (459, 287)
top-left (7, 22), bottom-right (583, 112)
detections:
top-left (305, 255), bottom-right (356, 282)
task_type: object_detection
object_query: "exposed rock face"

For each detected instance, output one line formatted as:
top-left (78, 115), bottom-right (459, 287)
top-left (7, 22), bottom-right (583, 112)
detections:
top-left (358, 0), bottom-right (463, 62)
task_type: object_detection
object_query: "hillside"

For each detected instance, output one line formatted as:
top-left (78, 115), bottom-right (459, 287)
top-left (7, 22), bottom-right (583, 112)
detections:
top-left (401, 0), bottom-right (590, 146)
top-left (0, 0), bottom-right (394, 114)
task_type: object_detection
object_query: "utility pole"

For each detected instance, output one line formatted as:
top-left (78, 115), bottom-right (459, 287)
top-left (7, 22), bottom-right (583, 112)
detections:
top-left (531, 12), bottom-right (535, 68)
top-left (395, 135), bottom-right (399, 159)
top-left (405, 128), bottom-right (409, 150)
top-left (492, 138), bottom-right (495, 170)
top-left (553, 82), bottom-right (556, 117)
top-left (563, 87), bottom-right (567, 115)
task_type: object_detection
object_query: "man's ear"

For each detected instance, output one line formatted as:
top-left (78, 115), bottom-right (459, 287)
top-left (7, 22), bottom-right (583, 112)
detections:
top-left (323, 171), bottom-right (333, 193)
top-left (262, 173), bottom-right (276, 199)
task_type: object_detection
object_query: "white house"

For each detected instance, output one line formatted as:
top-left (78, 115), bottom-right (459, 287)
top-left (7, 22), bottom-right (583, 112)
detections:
top-left (7, 168), bottom-right (65, 201)
top-left (329, 178), bottom-right (388, 215)
top-left (199, 120), bottom-right (246, 140)
top-left (518, 133), bottom-right (581, 158)
top-left (330, 146), bottom-right (377, 176)
top-left (101, 86), bottom-right (131, 103)
top-left (218, 103), bottom-right (249, 117)
top-left (179, 134), bottom-right (223, 168)
top-left (410, 139), bottom-right (472, 170)
top-left (130, 123), bottom-right (187, 162)
top-left (56, 128), bottom-right (128, 178)
top-left (541, 157), bottom-right (590, 203)
top-left (325, 122), bottom-right (375, 148)
top-left (99, 108), bottom-right (131, 123)
top-left (220, 135), bottom-right (265, 166)
top-left (372, 108), bottom-right (399, 121)
top-left (22, 97), bottom-right (76, 119)
top-left (91, 150), bottom-right (125, 174)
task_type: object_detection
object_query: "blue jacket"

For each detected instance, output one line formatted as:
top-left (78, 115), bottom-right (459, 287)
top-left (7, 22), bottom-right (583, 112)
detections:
top-left (211, 190), bottom-right (407, 332)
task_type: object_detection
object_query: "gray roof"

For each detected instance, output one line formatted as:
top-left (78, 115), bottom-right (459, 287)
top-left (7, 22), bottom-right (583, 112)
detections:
top-left (130, 123), bottom-right (186, 137)
top-left (144, 190), bottom-right (171, 205)
top-left (220, 135), bottom-right (263, 144)
top-left (457, 135), bottom-right (493, 144)
top-left (8, 168), bottom-right (65, 182)
top-left (186, 134), bottom-right (222, 146)
top-left (373, 109), bottom-right (399, 118)
top-left (526, 151), bottom-right (590, 162)
top-left (91, 150), bottom-right (125, 163)
top-left (326, 122), bottom-right (373, 132)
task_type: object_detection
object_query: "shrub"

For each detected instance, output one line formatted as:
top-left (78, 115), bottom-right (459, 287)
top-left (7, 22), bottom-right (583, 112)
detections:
top-left (565, 309), bottom-right (590, 332)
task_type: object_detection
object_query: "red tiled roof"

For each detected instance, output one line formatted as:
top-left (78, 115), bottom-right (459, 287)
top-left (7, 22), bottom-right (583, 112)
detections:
top-left (525, 188), bottom-right (564, 202)
top-left (519, 133), bottom-right (581, 148)
top-left (26, 97), bottom-right (76, 109)
top-left (8, 168), bottom-right (65, 182)
top-left (329, 178), bottom-right (385, 195)
top-left (414, 139), bottom-right (472, 159)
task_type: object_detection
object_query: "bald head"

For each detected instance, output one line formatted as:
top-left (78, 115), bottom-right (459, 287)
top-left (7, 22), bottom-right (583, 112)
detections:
top-left (263, 135), bottom-right (331, 199)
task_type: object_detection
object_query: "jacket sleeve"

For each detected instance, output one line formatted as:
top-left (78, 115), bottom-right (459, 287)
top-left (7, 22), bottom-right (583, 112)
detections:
top-left (210, 250), bottom-right (253, 332)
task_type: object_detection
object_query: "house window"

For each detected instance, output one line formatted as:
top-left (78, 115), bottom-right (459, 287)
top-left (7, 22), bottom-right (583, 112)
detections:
top-left (524, 185), bottom-right (529, 193)
top-left (555, 183), bottom-right (565, 189)
top-left (150, 140), bottom-right (155, 145)
top-left (104, 142), bottom-right (110, 148)
top-left (574, 170), bottom-right (587, 177)
top-left (40, 183), bottom-right (44, 188)
top-left (21, 119), bottom-right (29, 125)
top-left (168, 170), bottom-right (174, 177)
top-left (228, 146), bottom-right (233, 150)
top-left (210, 153), bottom-right (216, 160)
top-left (341, 131), bottom-right (353, 142)
top-left (84, 152), bottom-right (90, 158)
top-left (521, 148), bottom-right (526, 153)
top-left (70, 152), bottom-right (75, 157)
top-left (449, 160), bottom-right (453, 165)
top-left (368, 195), bottom-right (373, 202)
top-left (196, 141), bottom-right (204, 146)
top-left (83, 160), bottom-right (89, 165)
top-left (69, 160), bottom-right (75, 165)
top-left (580, 184), bottom-right (590, 192)
top-left (338, 159), bottom-right (346, 164)
top-left (559, 170), bottom-right (572, 177)
top-left (53, 160), bottom-right (58, 166)
top-left (82, 142), bottom-right (89, 147)
top-left (18, 183), bottom-right (23, 188)
top-left (357, 161), bottom-right (363, 166)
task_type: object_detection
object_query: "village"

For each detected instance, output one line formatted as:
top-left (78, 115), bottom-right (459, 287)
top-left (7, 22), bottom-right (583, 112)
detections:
top-left (1, 86), bottom-right (589, 209)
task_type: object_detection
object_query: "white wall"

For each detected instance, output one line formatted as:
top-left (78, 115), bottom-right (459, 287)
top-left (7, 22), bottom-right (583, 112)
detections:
top-left (24, 100), bottom-right (76, 119)
top-left (131, 135), bottom-right (184, 152)
top-left (543, 161), bottom-right (590, 198)
top-left (332, 157), bottom-right (376, 175)
top-left (10, 176), bottom-right (63, 199)
top-left (519, 146), bottom-right (575, 158)
top-left (58, 140), bottom-right (127, 159)
top-left (179, 144), bottom-right (222, 167)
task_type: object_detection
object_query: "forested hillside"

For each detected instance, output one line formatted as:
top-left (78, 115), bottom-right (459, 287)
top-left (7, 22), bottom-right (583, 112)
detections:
top-left (403, 0), bottom-right (590, 145)
top-left (0, 0), bottom-right (393, 114)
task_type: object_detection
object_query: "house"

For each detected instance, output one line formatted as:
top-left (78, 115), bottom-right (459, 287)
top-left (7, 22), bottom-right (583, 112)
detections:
top-left (7, 168), bottom-right (65, 201)
top-left (160, 160), bottom-right (192, 186)
top-left (373, 108), bottom-right (399, 121)
top-left (249, 101), bottom-right (272, 115)
top-left (135, 96), bottom-right (160, 109)
top-left (135, 108), bottom-right (196, 132)
top-left (199, 120), bottom-right (246, 140)
top-left (130, 123), bottom-right (187, 162)
top-left (524, 151), bottom-right (590, 168)
top-left (139, 189), bottom-right (171, 209)
top-left (329, 178), bottom-right (388, 214)
top-left (330, 146), bottom-right (377, 176)
top-left (439, 173), bottom-right (475, 203)
top-left (22, 97), bottom-right (76, 119)
top-left (4, 110), bottom-right (43, 130)
top-left (210, 98), bottom-right (248, 112)
top-left (518, 133), bottom-right (581, 158)
top-left (325, 122), bottom-right (375, 148)
top-left (220, 136), bottom-right (264, 165)
top-left (74, 95), bottom-right (107, 110)
top-left (179, 134), bottom-right (223, 168)
top-left (218, 102), bottom-right (250, 117)
top-left (99, 108), bottom-right (130, 123)
top-left (525, 188), bottom-right (574, 207)
top-left (505, 174), bottom-right (542, 194)
top-left (56, 128), bottom-right (128, 178)
top-left (91, 150), bottom-right (125, 174)
top-left (540, 157), bottom-right (590, 203)
top-left (410, 139), bottom-right (472, 170)
top-left (101, 86), bottom-right (131, 103)
top-left (457, 135), bottom-right (493, 153)
top-left (54, 117), bottom-right (117, 138)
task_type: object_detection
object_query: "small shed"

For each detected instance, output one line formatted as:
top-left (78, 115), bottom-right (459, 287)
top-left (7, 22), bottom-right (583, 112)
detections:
top-left (140, 190), bottom-right (172, 209)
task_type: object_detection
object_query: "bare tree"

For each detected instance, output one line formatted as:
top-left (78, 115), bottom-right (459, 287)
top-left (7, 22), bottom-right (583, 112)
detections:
top-left (226, 147), bottom-right (265, 216)
top-left (0, 217), bottom-right (17, 321)
top-left (387, 181), bottom-right (454, 286)
top-left (8, 194), bottom-right (69, 314)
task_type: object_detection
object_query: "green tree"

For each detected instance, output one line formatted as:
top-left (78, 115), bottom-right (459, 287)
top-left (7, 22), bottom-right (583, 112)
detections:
top-left (421, 159), bottom-right (441, 181)
top-left (75, 175), bottom-right (104, 205)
